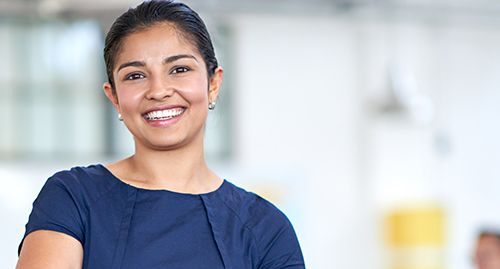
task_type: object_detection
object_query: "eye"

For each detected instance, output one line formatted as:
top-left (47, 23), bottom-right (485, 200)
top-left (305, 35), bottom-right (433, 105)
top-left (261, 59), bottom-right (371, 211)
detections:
top-left (124, 73), bottom-right (145, 81)
top-left (171, 66), bottom-right (190, 74)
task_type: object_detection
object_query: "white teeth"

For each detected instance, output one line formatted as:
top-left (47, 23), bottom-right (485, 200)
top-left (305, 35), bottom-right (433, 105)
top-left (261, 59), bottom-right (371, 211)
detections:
top-left (144, 108), bottom-right (184, 120)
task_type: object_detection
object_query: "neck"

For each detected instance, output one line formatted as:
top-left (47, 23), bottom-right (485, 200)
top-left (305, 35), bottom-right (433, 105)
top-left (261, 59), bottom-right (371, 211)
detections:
top-left (114, 136), bottom-right (221, 194)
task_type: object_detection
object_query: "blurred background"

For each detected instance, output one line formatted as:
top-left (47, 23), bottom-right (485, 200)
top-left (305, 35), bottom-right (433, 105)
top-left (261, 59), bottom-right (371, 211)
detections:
top-left (1, 0), bottom-right (500, 268)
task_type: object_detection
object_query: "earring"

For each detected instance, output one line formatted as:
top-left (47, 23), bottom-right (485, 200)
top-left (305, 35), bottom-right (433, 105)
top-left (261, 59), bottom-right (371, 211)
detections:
top-left (118, 113), bottom-right (123, 121)
top-left (208, 102), bottom-right (216, 110)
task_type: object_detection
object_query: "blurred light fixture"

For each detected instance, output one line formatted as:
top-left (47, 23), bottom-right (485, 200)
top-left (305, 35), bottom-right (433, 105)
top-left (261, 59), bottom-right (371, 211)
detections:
top-left (376, 63), bottom-right (434, 125)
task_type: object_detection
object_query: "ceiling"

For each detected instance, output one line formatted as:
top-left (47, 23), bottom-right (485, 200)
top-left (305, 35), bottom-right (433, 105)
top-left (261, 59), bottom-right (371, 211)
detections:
top-left (1, 0), bottom-right (500, 25)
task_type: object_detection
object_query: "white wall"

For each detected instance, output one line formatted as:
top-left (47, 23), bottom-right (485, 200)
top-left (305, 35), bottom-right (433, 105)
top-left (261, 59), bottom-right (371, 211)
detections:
top-left (226, 14), bottom-right (500, 269)
top-left (433, 23), bottom-right (500, 269)
top-left (230, 15), bottom-right (366, 268)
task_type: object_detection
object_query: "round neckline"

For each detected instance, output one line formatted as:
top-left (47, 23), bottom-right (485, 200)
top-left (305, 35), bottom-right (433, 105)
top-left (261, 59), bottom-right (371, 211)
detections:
top-left (97, 164), bottom-right (226, 197)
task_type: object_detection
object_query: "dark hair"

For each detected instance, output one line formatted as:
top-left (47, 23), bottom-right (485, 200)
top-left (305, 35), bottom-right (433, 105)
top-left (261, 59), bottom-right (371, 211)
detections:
top-left (103, 0), bottom-right (218, 91)
top-left (478, 229), bottom-right (500, 242)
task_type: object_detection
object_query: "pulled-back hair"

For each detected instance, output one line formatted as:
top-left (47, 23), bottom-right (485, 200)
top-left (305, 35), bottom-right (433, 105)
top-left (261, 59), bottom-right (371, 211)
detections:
top-left (478, 229), bottom-right (500, 242)
top-left (103, 0), bottom-right (218, 91)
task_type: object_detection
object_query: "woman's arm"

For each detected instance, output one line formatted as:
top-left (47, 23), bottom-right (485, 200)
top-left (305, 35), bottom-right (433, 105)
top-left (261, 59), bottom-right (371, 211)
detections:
top-left (17, 230), bottom-right (83, 269)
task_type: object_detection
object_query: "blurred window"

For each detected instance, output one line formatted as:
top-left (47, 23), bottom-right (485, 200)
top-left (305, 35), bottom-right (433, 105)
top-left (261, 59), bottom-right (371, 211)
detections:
top-left (0, 19), bottom-right (232, 161)
top-left (0, 19), bottom-right (106, 159)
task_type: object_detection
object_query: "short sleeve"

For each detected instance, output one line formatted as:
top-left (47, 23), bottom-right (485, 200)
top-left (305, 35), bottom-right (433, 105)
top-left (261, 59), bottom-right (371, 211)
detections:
top-left (18, 176), bottom-right (85, 255)
top-left (257, 218), bottom-right (305, 269)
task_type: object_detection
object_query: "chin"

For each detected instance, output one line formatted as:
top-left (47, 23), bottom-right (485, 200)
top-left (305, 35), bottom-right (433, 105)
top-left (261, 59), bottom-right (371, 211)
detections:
top-left (140, 134), bottom-right (200, 151)
top-left (146, 139), bottom-right (188, 150)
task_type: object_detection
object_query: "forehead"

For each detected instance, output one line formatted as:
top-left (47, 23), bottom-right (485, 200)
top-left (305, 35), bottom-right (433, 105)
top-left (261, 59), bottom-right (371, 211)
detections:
top-left (479, 236), bottom-right (500, 248)
top-left (115, 23), bottom-right (200, 66)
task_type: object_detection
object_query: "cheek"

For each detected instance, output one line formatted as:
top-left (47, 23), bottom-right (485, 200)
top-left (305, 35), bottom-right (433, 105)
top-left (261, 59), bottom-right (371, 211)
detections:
top-left (177, 77), bottom-right (209, 104)
top-left (116, 89), bottom-right (143, 111)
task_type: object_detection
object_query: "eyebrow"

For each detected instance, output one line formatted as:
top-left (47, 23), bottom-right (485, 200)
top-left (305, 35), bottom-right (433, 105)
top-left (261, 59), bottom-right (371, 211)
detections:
top-left (163, 54), bottom-right (198, 64)
top-left (117, 54), bottom-right (198, 72)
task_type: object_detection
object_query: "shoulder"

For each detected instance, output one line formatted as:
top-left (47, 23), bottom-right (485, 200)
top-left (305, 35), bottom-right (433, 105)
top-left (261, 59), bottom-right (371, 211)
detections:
top-left (216, 180), bottom-right (294, 236)
top-left (50, 164), bottom-right (106, 183)
top-left (21, 165), bottom-right (110, 251)
top-left (214, 181), bottom-right (305, 267)
top-left (43, 164), bottom-right (119, 202)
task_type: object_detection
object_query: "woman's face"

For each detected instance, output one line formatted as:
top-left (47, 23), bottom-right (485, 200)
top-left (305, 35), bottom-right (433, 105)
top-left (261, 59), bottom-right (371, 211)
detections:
top-left (104, 23), bottom-right (222, 151)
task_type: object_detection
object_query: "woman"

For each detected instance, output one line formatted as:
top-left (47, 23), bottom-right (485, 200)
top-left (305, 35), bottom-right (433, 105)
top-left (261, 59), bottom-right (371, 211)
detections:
top-left (17, 0), bottom-right (305, 268)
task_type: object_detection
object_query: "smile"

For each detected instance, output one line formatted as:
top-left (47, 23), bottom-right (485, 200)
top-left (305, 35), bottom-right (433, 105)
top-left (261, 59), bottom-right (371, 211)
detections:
top-left (143, 107), bottom-right (185, 121)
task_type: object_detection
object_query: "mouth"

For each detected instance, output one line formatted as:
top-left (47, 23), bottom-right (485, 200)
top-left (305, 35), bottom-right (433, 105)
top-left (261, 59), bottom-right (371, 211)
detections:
top-left (143, 107), bottom-right (186, 121)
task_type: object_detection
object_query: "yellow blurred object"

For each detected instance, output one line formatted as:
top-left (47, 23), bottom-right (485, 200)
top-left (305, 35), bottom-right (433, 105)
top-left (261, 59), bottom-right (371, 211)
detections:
top-left (386, 207), bottom-right (445, 247)
top-left (384, 206), bottom-right (445, 269)
top-left (247, 183), bottom-right (284, 205)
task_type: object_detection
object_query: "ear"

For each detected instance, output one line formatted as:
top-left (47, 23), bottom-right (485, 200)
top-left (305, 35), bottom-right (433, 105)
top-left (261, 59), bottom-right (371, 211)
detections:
top-left (103, 82), bottom-right (120, 112)
top-left (208, 67), bottom-right (223, 104)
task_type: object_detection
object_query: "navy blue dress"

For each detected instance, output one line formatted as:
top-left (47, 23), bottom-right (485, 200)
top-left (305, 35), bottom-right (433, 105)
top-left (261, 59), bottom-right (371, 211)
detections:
top-left (19, 165), bottom-right (305, 269)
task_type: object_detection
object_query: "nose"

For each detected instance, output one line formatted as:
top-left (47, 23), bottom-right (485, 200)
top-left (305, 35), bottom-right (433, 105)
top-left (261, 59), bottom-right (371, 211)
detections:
top-left (145, 76), bottom-right (175, 100)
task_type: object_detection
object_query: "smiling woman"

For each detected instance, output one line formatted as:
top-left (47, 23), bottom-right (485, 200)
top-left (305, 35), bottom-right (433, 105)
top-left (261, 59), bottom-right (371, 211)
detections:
top-left (16, 1), bottom-right (305, 269)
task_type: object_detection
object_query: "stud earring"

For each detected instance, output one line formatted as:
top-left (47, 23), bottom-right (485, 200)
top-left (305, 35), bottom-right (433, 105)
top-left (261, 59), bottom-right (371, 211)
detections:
top-left (118, 113), bottom-right (123, 121)
top-left (208, 102), bottom-right (216, 110)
